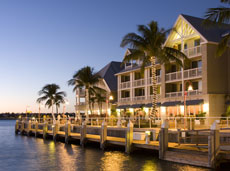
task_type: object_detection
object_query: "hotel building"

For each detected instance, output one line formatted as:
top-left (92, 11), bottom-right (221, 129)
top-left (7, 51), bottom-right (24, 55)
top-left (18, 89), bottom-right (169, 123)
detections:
top-left (115, 14), bottom-right (230, 118)
top-left (75, 61), bottom-right (123, 116)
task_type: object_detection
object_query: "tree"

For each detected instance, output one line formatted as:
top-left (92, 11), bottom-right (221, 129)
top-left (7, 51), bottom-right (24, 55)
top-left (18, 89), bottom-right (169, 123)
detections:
top-left (95, 89), bottom-right (106, 115)
top-left (37, 84), bottom-right (66, 122)
top-left (68, 66), bottom-right (101, 117)
top-left (204, 0), bottom-right (230, 56)
top-left (120, 21), bottom-right (187, 119)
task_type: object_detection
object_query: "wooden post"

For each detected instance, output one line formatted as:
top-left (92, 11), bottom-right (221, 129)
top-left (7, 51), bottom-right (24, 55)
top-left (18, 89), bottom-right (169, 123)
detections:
top-left (80, 121), bottom-right (87, 146)
top-left (177, 128), bottom-right (181, 146)
top-left (27, 120), bottom-right (32, 136)
top-left (15, 120), bottom-right (19, 134)
top-left (100, 121), bottom-right (107, 149)
top-left (159, 120), bottom-right (169, 159)
top-left (43, 121), bottom-right (48, 139)
top-left (53, 122), bottom-right (59, 142)
top-left (208, 121), bottom-right (220, 168)
top-left (125, 120), bottom-right (133, 154)
top-left (65, 121), bottom-right (71, 144)
top-left (35, 121), bottom-right (38, 137)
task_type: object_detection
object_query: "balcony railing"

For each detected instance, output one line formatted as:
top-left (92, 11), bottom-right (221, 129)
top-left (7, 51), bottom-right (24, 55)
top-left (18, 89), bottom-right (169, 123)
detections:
top-left (147, 76), bottom-right (161, 84)
top-left (183, 45), bottom-right (201, 58)
top-left (119, 97), bottom-right (131, 102)
top-left (166, 90), bottom-right (202, 98)
top-left (184, 67), bottom-right (202, 79)
top-left (187, 90), bottom-right (202, 96)
top-left (133, 96), bottom-right (146, 101)
top-left (133, 79), bottom-right (145, 87)
top-left (165, 71), bottom-right (182, 82)
top-left (165, 91), bottom-right (182, 98)
top-left (120, 81), bottom-right (130, 89)
top-left (147, 94), bottom-right (160, 100)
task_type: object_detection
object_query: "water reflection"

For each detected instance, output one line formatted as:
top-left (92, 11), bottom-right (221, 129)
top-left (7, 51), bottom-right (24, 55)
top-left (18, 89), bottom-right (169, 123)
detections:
top-left (0, 121), bottom-right (210, 171)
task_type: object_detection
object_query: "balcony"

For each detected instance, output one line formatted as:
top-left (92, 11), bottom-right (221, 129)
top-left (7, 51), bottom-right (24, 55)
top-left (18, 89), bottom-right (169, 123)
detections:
top-left (147, 94), bottom-right (160, 100)
top-left (165, 90), bottom-right (202, 98)
top-left (187, 90), bottom-right (202, 96)
top-left (133, 96), bottom-right (146, 101)
top-left (165, 71), bottom-right (182, 82)
top-left (119, 97), bottom-right (131, 102)
top-left (165, 91), bottom-right (182, 98)
top-left (183, 45), bottom-right (201, 58)
top-left (120, 81), bottom-right (130, 89)
top-left (184, 67), bottom-right (202, 79)
top-left (133, 79), bottom-right (145, 87)
top-left (147, 76), bottom-right (161, 85)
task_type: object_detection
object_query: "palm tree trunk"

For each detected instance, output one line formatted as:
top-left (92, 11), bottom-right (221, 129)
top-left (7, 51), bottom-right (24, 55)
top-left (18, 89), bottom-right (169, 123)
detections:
top-left (51, 100), bottom-right (56, 124)
top-left (56, 105), bottom-right (58, 115)
top-left (150, 56), bottom-right (157, 119)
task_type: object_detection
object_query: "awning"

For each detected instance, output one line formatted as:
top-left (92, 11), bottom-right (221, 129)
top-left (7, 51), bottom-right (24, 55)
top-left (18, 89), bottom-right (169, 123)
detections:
top-left (182, 99), bottom-right (204, 106)
top-left (161, 101), bottom-right (181, 107)
top-left (144, 103), bottom-right (161, 107)
top-left (130, 104), bottom-right (145, 108)
top-left (116, 105), bottom-right (131, 109)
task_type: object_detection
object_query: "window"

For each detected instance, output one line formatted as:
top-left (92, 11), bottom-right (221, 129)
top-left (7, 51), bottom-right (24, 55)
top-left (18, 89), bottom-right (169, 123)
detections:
top-left (135, 88), bottom-right (145, 96)
top-left (191, 60), bottom-right (202, 68)
top-left (121, 75), bottom-right (130, 82)
top-left (134, 72), bottom-right (144, 80)
top-left (121, 91), bottom-right (130, 98)
top-left (184, 43), bottom-right (187, 50)
top-left (194, 39), bottom-right (200, 46)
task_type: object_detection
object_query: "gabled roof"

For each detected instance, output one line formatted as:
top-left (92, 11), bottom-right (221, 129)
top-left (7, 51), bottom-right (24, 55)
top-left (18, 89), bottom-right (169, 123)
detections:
top-left (181, 14), bottom-right (230, 43)
top-left (97, 61), bottom-right (123, 91)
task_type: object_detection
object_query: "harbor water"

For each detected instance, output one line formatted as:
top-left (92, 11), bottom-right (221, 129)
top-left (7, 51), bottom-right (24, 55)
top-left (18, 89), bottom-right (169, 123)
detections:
top-left (0, 120), bottom-right (210, 171)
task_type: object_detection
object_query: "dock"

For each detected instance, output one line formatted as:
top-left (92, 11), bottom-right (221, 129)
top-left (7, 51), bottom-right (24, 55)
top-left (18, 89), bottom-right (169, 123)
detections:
top-left (15, 119), bottom-right (230, 168)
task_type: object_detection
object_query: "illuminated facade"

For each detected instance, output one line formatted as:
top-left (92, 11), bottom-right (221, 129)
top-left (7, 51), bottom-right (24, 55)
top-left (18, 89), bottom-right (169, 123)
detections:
top-left (116, 14), bottom-right (230, 118)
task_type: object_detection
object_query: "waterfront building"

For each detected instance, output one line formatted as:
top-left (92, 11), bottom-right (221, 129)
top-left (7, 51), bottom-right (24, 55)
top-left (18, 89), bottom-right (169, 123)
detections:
top-left (115, 14), bottom-right (230, 118)
top-left (75, 61), bottom-right (123, 116)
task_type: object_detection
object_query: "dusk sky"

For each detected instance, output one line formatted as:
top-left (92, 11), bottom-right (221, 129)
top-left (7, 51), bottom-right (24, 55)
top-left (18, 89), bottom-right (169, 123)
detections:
top-left (0, 0), bottom-right (222, 113)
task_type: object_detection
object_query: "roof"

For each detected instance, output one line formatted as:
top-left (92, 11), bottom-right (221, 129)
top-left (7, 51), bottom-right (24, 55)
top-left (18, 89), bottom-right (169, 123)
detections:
top-left (181, 14), bottom-right (230, 43)
top-left (97, 61), bottom-right (123, 91)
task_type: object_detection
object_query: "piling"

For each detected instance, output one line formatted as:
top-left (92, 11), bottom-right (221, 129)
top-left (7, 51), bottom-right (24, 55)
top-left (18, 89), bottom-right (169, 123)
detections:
top-left (65, 121), bottom-right (71, 144)
top-left (125, 120), bottom-right (133, 154)
top-left (43, 121), bottom-right (48, 139)
top-left (80, 121), bottom-right (87, 146)
top-left (100, 121), bottom-right (107, 149)
top-left (159, 120), bottom-right (169, 159)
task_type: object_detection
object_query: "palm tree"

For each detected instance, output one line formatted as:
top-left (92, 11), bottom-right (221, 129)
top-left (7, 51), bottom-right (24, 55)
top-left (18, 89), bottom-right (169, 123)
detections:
top-left (120, 21), bottom-right (187, 119)
top-left (68, 66), bottom-right (101, 117)
top-left (37, 84), bottom-right (66, 123)
top-left (204, 0), bottom-right (230, 56)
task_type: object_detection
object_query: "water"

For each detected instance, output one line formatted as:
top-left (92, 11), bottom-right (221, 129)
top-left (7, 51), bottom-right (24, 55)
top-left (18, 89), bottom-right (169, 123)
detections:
top-left (0, 120), bottom-right (210, 171)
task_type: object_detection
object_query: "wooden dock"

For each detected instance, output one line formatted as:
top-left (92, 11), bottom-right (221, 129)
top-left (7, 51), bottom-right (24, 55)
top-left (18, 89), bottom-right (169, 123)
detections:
top-left (15, 119), bottom-right (230, 168)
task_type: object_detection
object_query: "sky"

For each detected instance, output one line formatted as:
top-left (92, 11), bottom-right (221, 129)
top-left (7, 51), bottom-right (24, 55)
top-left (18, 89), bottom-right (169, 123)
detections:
top-left (0, 0), bottom-right (223, 113)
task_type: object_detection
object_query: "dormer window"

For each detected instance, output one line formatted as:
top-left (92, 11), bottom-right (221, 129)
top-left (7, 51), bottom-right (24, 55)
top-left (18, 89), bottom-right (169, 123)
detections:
top-left (194, 39), bottom-right (200, 46)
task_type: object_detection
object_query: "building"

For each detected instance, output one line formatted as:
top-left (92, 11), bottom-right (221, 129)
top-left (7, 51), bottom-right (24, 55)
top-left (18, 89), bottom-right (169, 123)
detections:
top-left (75, 61), bottom-right (123, 116)
top-left (115, 14), bottom-right (230, 118)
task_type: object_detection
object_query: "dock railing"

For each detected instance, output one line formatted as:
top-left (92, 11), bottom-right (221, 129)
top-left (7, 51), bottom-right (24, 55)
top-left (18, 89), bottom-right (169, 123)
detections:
top-left (18, 116), bottom-right (230, 130)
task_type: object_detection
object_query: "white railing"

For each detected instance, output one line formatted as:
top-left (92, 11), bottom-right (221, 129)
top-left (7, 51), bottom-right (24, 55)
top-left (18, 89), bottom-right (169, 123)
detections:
top-left (147, 94), bottom-right (160, 100)
top-left (184, 67), bottom-right (202, 79)
top-left (133, 79), bottom-right (145, 87)
top-left (133, 96), bottom-right (145, 101)
top-left (183, 45), bottom-right (201, 58)
top-left (165, 91), bottom-right (182, 98)
top-left (147, 76), bottom-right (161, 84)
top-left (119, 97), bottom-right (131, 102)
top-left (165, 71), bottom-right (182, 82)
top-left (187, 90), bottom-right (202, 96)
top-left (120, 81), bottom-right (130, 89)
top-left (78, 102), bottom-right (86, 105)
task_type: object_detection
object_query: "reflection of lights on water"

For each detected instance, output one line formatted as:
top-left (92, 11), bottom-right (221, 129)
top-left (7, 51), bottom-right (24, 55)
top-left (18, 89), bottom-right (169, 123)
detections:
top-left (100, 152), bottom-right (128, 171)
top-left (142, 160), bottom-right (157, 171)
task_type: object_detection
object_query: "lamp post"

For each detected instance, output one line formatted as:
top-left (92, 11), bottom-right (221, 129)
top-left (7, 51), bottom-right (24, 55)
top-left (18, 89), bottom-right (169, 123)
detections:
top-left (184, 81), bottom-right (193, 129)
top-left (108, 95), bottom-right (114, 118)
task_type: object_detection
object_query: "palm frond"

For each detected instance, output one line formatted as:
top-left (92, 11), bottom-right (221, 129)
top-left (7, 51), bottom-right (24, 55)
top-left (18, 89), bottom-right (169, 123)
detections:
top-left (217, 33), bottom-right (230, 56)
top-left (205, 7), bottom-right (230, 25)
